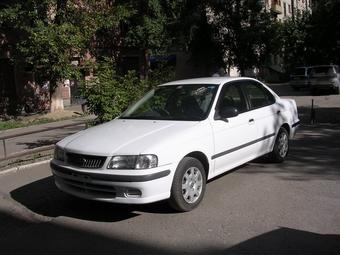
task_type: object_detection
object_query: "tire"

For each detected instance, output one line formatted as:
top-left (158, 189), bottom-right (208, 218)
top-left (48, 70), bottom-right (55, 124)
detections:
top-left (268, 127), bottom-right (289, 163)
top-left (169, 157), bottom-right (206, 212)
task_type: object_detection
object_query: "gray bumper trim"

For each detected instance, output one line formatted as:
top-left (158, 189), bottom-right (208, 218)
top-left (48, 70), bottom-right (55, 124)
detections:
top-left (50, 161), bottom-right (170, 182)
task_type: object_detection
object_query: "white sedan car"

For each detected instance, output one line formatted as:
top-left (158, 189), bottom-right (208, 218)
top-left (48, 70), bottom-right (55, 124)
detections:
top-left (51, 77), bottom-right (299, 211)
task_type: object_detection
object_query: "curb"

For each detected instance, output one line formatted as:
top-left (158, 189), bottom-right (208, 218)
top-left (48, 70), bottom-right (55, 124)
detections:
top-left (0, 158), bottom-right (52, 176)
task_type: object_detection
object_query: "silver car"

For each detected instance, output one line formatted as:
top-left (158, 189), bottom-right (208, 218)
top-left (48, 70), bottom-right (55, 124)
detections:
top-left (309, 65), bottom-right (340, 95)
top-left (289, 67), bottom-right (310, 91)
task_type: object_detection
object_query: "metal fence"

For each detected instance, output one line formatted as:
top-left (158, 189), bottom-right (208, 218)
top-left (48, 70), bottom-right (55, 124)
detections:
top-left (0, 121), bottom-right (87, 160)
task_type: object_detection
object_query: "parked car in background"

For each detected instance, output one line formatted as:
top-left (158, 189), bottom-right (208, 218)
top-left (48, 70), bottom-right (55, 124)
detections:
top-left (50, 77), bottom-right (300, 212)
top-left (309, 65), bottom-right (340, 95)
top-left (289, 66), bottom-right (310, 91)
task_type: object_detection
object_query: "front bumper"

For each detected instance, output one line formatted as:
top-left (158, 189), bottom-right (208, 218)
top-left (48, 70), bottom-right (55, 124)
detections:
top-left (50, 160), bottom-right (173, 204)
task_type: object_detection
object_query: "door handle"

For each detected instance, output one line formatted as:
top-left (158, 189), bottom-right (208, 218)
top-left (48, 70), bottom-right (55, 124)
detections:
top-left (248, 118), bottom-right (255, 124)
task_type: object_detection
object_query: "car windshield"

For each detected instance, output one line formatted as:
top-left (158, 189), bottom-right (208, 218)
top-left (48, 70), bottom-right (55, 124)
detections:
top-left (120, 84), bottom-right (218, 121)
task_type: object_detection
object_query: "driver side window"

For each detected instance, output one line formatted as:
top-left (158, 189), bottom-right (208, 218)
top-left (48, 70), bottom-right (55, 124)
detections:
top-left (217, 83), bottom-right (247, 113)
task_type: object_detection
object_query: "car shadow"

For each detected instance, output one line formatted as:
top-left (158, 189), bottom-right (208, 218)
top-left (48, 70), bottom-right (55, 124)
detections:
top-left (217, 227), bottom-right (340, 255)
top-left (10, 176), bottom-right (176, 222)
top-left (1, 209), bottom-right (339, 255)
top-left (240, 123), bottom-right (340, 181)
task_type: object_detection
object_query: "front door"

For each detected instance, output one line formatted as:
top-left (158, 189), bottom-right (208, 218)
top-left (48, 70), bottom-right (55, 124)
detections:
top-left (211, 81), bottom-right (259, 177)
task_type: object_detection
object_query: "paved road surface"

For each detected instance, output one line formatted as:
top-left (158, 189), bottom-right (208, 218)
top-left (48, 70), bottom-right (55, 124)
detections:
top-left (0, 125), bottom-right (339, 255)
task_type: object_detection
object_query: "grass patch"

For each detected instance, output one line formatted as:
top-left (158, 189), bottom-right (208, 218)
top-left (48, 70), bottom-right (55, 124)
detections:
top-left (0, 116), bottom-right (78, 131)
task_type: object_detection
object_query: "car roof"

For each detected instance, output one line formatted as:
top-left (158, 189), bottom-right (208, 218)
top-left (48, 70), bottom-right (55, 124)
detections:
top-left (160, 77), bottom-right (256, 86)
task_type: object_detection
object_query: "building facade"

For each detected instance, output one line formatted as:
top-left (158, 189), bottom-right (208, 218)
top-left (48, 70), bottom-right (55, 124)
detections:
top-left (265, 0), bottom-right (312, 21)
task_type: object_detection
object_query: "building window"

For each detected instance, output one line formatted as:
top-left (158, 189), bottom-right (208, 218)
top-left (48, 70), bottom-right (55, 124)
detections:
top-left (283, 2), bottom-right (287, 16)
top-left (288, 4), bottom-right (291, 13)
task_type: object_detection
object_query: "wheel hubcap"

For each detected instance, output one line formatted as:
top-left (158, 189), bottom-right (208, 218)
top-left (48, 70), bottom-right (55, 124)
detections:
top-left (182, 167), bottom-right (203, 204)
top-left (278, 132), bottom-right (288, 158)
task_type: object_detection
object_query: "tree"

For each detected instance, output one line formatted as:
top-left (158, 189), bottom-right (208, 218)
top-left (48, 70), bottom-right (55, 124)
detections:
top-left (0, 0), bottom-right (132, 111)
top-left (277, 11), bottom-right (311, 72)
top-left (308, 0), bottom-right (340, 65)
top-left (81, 59), bottom-right (145, 123)
top-left (208, 0), bottom-right (275, 75)
top-left (180, 0), bottom-right (224, 75)
top-left (1, 1), bottom-right (84, 110)
top-left (123, 0), bottom-right (185, 79)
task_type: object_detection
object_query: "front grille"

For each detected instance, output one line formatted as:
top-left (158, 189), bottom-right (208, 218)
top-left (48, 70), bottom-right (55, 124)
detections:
top-left (66, 153), bottom-right (106, 169)
top-left (55, 176), bottom-right (117, 198)
top-left (60, 177), bottom-right (116, 194)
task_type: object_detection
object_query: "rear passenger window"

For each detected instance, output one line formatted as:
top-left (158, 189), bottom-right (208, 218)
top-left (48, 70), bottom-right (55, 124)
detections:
top-left (242, 81), bottom-right (275, 109)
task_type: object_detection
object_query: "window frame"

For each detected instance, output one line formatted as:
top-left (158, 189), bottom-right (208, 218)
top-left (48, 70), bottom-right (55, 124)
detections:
top-left (214, 81), bottom-right (249, 119)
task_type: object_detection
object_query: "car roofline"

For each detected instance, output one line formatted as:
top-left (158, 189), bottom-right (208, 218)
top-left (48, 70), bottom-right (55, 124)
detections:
top-left (159, 77), bottom-right (259, 87)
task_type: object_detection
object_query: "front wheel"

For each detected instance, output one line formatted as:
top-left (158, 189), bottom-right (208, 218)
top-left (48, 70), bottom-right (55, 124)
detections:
top-left (169, 157), bottom-right (206, 212)
top-left (268, 127), bottom-right (289, 163)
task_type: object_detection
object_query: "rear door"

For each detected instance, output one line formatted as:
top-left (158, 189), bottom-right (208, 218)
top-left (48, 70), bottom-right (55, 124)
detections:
top-left (240, 80), bottom-right (279, 156)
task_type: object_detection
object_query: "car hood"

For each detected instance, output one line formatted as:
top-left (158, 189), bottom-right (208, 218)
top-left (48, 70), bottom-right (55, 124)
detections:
top-left (58, 119), bottom-right (200, 156)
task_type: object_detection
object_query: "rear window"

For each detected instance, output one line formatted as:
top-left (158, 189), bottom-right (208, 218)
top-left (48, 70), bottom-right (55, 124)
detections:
top-left (311, 66), bottom-right (335, 75)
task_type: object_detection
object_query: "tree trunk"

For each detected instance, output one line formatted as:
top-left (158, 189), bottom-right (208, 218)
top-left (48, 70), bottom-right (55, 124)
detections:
top-left (140, 49), bottom-right (150, 80)
top-left (49, 80), bottom-right (64, 112)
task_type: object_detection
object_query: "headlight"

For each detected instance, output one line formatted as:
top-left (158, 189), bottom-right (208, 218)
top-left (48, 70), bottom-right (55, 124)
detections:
top-left (107, 155), bottom-right (158, 169)
top-left (54, 146), bottom-right (65, 162)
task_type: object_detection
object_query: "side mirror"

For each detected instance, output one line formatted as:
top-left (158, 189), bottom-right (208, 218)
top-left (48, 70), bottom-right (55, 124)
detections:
top-left (218, 106), bottom-right (239, 120)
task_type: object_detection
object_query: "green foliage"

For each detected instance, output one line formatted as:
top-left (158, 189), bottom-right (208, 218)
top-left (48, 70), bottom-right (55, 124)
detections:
top-left (208, 0), bottom-right (275, 75)
top-left (277, 11), bottom-right (311, 71)
top-left (18, 21), bottom-right (84, 85)
top-left (124, 0), bottom-right (168, 52)
top-left (308, 0), bottom-right (340, 65)
top-left (0, 0), bottom-right (133, 94)
top-left (147, 64), bottom-right (176, 87)
top-left (81, 60), bottom-right (147, 123)
top-left (0, 116), bottom-right (76, 131)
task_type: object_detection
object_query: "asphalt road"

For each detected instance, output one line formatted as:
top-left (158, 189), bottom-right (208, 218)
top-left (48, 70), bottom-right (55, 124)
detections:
top-left (0, 124), bottom-right (339, 255)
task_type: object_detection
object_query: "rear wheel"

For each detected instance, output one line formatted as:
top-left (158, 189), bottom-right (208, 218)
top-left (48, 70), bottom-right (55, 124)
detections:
top-left (268, 127), bottom-right (289, 163)
top-left (169, 157), bottom-right (206, 212)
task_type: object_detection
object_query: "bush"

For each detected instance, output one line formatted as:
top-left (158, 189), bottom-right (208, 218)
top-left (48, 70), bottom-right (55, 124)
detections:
top-left (81, 59), bottom-right (176, 123)
top-left (81, 60), bottom-right (147, 123)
